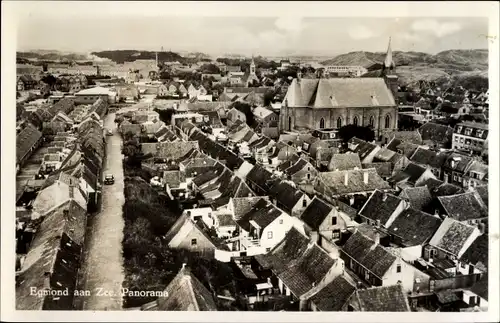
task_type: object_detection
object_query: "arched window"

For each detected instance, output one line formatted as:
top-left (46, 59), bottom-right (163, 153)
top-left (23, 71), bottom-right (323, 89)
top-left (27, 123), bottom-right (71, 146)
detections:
top-left (337, 117), bottom-right (342, 128)
top-left (353, 116), bottom-right (359, 126)
top-left (288, 116), bottom-right (292, 131)
top-left (369, 116), bottom-right (375, 128)
top-left (385, 114), bottom-right (391, 129)
top-left (320, 118), bottom-right (325, 129)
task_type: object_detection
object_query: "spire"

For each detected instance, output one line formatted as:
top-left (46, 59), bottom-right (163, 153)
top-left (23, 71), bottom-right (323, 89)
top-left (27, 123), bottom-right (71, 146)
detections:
top-left (383, 37), bottom-right (395, 71)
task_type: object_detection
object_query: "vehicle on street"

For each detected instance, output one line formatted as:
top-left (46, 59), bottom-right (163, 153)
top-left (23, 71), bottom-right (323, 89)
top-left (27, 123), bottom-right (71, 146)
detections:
top-left (104, 174), bottom-right (115, 185)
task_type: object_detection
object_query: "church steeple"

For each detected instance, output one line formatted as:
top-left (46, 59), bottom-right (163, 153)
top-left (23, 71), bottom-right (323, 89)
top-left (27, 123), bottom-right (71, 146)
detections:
top-left (383, 37), bottom-right (396, 73)
top-left (250, 55), bottom-right (256, 75)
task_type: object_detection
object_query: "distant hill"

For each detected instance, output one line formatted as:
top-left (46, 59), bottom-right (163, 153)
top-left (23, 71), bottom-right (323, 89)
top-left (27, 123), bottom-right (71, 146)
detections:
top-left (17, 50), bottom-right (90, 61)
top-left (322, 49), bottom-right (488, 85)
top-left (90, 50), bottom-right (187, 64)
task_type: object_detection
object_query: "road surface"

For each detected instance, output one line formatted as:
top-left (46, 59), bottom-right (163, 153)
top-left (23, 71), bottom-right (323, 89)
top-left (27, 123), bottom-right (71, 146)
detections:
top-left (76, 113), bottom-right (126, 310)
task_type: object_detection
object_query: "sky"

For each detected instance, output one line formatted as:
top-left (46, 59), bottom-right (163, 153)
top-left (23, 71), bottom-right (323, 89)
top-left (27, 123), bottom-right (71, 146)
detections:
top-left (14, 3), bottom-right (490, 58)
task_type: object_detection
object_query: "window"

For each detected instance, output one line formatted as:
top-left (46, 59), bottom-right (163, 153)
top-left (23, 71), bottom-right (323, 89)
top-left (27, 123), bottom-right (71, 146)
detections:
top-left (302, 199), bottom-right (307, 207)
top-left (279, 219), bottom-right (283, 224)
top-left (288, 116), bottom-right (292, 131)
top-left (337, 117), bottom-right (342, 128)
top-left (365, 272), bottom-right (370, 281)
top-left (353, 116), bottom-right (358, 126)
top-left (332, 230), bottom-right (340, 239)
top-left (267, 231), bottom-right (273, 239)
top-left (320, 118), bottom-right (325, 129)
top-left (332, 217), bottom-right (337, 225)
top-left (266, 248), bottom-right (271, 252)
top-left (191, 239), bottom-right (197, 246)
top-left (385, 114), bottom-right (391, 129)
top-left (307, 173), bottom-right (311, 180)
top-left (396, 264), bottom-right (402, 273)
top-left (369, 116), bottom-right (375, 128)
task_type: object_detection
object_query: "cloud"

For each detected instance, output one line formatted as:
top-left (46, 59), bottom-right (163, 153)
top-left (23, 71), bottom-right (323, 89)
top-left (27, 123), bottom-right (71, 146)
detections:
top-left (274, 16), bottom-right (303, 32)
top-left (348, 25), bottom-right (375, 40)
top-left (411, 19), bottom-right (462, 37)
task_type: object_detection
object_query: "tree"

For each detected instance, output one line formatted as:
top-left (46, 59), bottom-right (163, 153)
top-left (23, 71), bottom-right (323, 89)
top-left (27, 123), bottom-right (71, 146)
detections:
top-left (338, 125), bottom-right (375, 143)
top-left (41, 74), bottom-right (57, 90)
top-left (200, 64), bottom-right (220, 74)
top-left (263, 89), bottom-right (276, 106)
top-left (232, 102), bottom-right (254, 127)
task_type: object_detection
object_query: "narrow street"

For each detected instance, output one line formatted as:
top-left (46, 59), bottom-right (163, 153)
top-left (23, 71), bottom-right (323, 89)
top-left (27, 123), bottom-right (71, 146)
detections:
top-left (75, 113), bottom-right (126, 310)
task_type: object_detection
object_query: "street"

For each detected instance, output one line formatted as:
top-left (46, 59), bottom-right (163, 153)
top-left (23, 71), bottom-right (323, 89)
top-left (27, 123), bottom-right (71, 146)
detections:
top-left (75, 113), bottom-right (126, 310)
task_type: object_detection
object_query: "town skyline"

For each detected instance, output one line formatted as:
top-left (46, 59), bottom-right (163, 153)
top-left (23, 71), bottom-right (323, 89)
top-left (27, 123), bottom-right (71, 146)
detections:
top-left (18, 16), bottom-right (488, 58)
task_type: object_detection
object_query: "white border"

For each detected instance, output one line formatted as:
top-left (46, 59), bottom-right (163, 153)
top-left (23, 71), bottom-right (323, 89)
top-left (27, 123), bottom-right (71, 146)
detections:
top-left (2, 1), bottom-right (499, 322)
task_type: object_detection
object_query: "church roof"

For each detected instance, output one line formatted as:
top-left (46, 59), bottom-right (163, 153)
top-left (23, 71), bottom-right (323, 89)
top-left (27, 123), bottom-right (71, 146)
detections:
top-left (284, 78), bottom-right (396, 108)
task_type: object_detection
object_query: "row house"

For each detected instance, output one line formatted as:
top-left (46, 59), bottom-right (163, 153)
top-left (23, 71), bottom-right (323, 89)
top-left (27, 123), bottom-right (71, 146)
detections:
top-left (452, 122), bottom-right (488, 156)
top-left (441, 152), bottom-right (474, 187)
top-left (388, 162), bottom-right (437, 191)
top-left (16, 123), bottom-right (43, 172)
top-left (408, 147), bottom-right (450, 179)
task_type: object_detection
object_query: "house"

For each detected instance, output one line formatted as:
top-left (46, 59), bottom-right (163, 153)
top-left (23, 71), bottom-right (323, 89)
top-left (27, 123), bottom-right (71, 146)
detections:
top-left (398, 186), bottom-right (433, 211)
top-left (252, 106), bottom-right (278, 126)
top-left (17, 75), bottom-right (39, 91)
top-left (408, 147), bottom-right (450, 179)
top-left (341, 230), bottom-right (415, 292)
top-left (268, 180), bottom-right (311, 217)
top-left (16, 123), bottom-right (43, 172)
top-left (236, 198), bottom-right (296, 253)
top-left (388, 162), bottom-right (437, 190)
top-left (347, 284), bottom-right (411, 312)
top-left (461, 234), bottom-right (488, 274)
top-left (280, 157), bottom-right (318, 185)
top-left (255, 228), bottom-right (344, 310)
top-left (359, 190), bottom-right (408, 228)
top-left (463, 160), bottom-right (488, 188)
top-left (418, 122), bottom-right (454, 149)
top-left (15, 200), bottom-right (87, 310)
top-left (373, 147), bottom-right (410, 175)
top-left (437, 192), bottom-right (488, 227)
top-left (307, 275), bottom-right (357, 311)
top-left (328, 153), bottom-right (362, 171)
top-left (245, 164), bottom-right (275, 195)
top-left (74, 86), bottom-right (116, 104)
top-left (452, 122), bottom-right (488, 156)
top-left (164, 213), bottom-right (228, 258)
top-left (361, 162), bottom-right (392, 180)
top-left (268, 142), bottom-right (298, 167)
top-left (315, 168), bottom-right (391, 198)
top-left (141, 265), bottom-right (217, 311)
top-left (386, 208), bottom-right (442, 262)
top-left (226, 106), bottom-right (247, 127)
top-left (300, 196), bottom-right (355, 242)
top-left (463, 274), bottom-right (488, 311)
top-left (386, 138), bottom-right (420, 159)
top-left (347, 137), bottom-right (380, 164)
top-left (426, 217), bottom-right (481, 263)
top-left (441, 153), bottom-right (474, 187)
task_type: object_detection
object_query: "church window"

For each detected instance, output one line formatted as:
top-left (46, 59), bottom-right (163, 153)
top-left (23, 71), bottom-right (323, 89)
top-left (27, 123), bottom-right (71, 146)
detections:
top-left (337, 117), bottom-right (342, 128)
top-left (369, 116), bottom-right (375, 128)
top-left (288, 117), bottom-right (292, 131)
top-left (320, 118), bottom-right (325, 129)
top-left (385, 114), bottom-right (391, 129)
top-left (353, 116), bottom-right (359, 126)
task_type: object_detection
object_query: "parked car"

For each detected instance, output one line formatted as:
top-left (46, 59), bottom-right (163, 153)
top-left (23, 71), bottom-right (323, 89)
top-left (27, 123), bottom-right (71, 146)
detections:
top-left (104, 174), bottom-right (115, 185)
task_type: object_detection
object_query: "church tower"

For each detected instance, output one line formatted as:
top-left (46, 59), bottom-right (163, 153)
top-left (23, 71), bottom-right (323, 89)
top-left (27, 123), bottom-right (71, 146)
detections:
top-left (382, 37), bottom-right (399, 100)
top-left (250, 56), bottom-right (256, 75)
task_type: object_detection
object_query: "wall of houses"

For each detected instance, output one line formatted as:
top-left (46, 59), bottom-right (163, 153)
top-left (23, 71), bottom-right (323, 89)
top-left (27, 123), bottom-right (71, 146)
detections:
top-left (381, 259), bottom-right (415, 292)
top-left (431, 273), bottom-right (481, 293)
top-left (290, 194), bottom-right (311, 217)
top-left (399, 245), bottom-right (423, 263)
top-left (260, 214), bottom-right (294, 251)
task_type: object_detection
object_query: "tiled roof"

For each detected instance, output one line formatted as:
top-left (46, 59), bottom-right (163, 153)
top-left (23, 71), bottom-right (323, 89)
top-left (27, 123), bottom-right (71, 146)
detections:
top-left (468, 273), bottom-right (488, 301)
top-left (348, 137), bottom-right (379, 160)
top-left (388, 208), bottom-right (442, 246)
top-left (16, 123), bottom-right (42, 163)
top-left (155, 266), bottom-right (217, 311)
top-left (269, 180), bottom-right (305, 213)
top-left (16, 200), bottom-right (86, 310)
top-left (198, 110), bottom-right (223, 128)
top-left (438, 192), bottom-right (488, 221)
top-left (342, 231), bottom-right (396, 278)
top-left (284, 78), bottom-right (396, 108)
top-left (429, 217), bottom-right (478, 257)
top-left (277, 154), bottom-right (301, 171)
top-left (309, 275), bottom-right (356, 311)
top-left (431, 182), bottom-right (463, 197)
top-left (354, 284), bottom-right (410, 312)
top-left (316, 169), bottom-right (391, 195)
top-left (362, 162), bottom-right (392, 178)
top-left (190, 130), bottom-right (244, 170)
top-left (257, 228), bottom-right (336, 298)
top-left (300, 196), bottom-right (333, 230)
top-left (215, 213), bottom-right (237, 227)
top-left (395, 141), bottom-right (420, 158)
top-left (246, 164), bottom-right (274, 191)
top-left (237, 198), bottom-right (282, 231)
top-left (418, 122), bottom-right (453, 145)
top-left (359, 190), bottom-right (404, 226)
top-left (409, 147), bottom-right (450, 169)
top-left (328, 153), bottom-right (362, 171)
top-left (388, 130), bottom-right (423, 145)
top-left (373, 147), bottom-right (396, 162)
top-left (461, 234), bottom-right (488, 271)
top-left (283, 158), bottom-right (310, 176)
top-left (154, 141), bottom-right (199, 161)
top-left (443, 152), bottom-right (474, 172)
top-left (48, 97), bottom-right (75, 116)
top-left (473, 185), bottom-right (488, 207)
top-left (399, 186), bottom-right (433, 211)
top-left (163, 170), bottom-right (185, 188)
top-left (389, 162), bottom-right (427, 184)
top-left (231, 196), bottom-right (270, 220)
top-left (192, 163), bottom-right (225, 187)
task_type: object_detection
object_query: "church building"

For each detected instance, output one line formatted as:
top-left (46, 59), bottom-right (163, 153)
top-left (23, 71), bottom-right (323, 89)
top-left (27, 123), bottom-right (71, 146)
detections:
top-left (279, 38), bottom-right (399, 141)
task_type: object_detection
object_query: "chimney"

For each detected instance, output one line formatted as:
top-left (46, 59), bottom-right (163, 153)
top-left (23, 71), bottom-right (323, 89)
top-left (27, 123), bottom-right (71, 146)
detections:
top-left (382, 193), bottom-right (388, 202)
top-left (478, 222), bottom-right (486, 234)
top-left (371, 232), bottom-right (380, 249)
top-left (376, 219), bottom-right (381, 228)
top-left (344, 172), bottom-right (349, 186)
top-left (267, 277), bottom-right (271, 285)
top-left (363, 171), bottom-right (369, 185)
